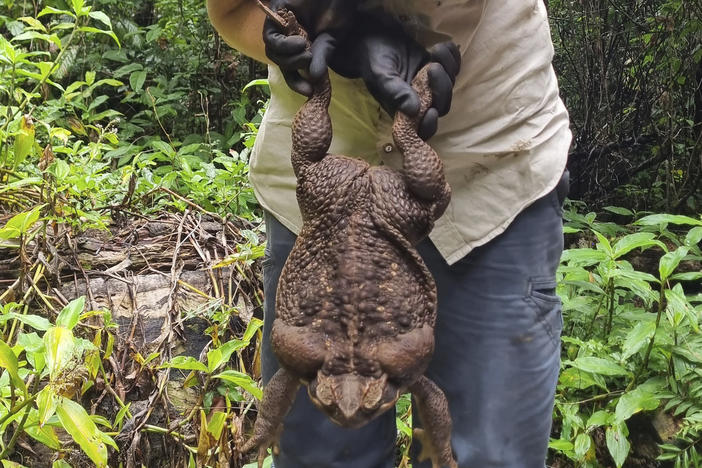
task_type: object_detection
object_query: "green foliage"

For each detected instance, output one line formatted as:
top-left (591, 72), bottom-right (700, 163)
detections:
top-left (0, 297), bottom-right (118, 466)
top-left (1, 0), bottom-right (265, 226)
top-left (552, 207), bottom-right (702, 467)
top-left (159, 318), bottom-right (264, 464)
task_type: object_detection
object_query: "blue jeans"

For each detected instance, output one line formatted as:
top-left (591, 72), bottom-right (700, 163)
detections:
top-left (260, 174), bottom-right (567, 468)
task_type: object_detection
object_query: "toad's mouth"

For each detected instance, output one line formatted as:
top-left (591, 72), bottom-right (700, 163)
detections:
top-left (307, 371), bottom-right (400, 428)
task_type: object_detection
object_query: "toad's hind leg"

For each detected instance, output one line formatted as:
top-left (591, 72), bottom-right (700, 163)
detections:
top-left (291, 74), bottom-right (332, 176)
top-left (241, 369), bottom-right (300, 467)
top-left (392, 65), bottom-right (451, 220)
top-left (256, 5), bottom-right (333, 178)
top-left (410, 376), bottom-right (457, 468)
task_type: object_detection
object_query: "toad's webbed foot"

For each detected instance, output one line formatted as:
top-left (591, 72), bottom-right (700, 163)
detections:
top-left (413, 428), bottom-right (458, 468)
top-left (241, 369), bottom-right (300, 467)
top-left (241, 435), bottom-right (279, 468)
top-left (411, 376), bottom-right (457, 468)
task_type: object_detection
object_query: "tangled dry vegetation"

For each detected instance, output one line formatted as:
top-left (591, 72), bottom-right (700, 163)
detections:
top-left (0, 181), bottom-right (266, 467)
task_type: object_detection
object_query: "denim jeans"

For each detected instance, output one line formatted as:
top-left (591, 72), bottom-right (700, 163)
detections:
top-left (260, 173), bottom-right (567, 468)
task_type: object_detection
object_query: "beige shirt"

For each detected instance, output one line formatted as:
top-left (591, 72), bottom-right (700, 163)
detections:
top-left (249, 0), bottom-right (571, 265)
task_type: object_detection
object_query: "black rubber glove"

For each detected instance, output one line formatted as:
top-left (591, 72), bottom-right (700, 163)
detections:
top-left (331, 13), bottom-right (461, 140)
top-left (262, 0), bottom-right (357, 96)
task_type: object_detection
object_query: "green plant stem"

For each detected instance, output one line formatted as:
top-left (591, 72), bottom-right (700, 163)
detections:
top-left (640, 281), bottom-right (666, 376)
top-left (143, 424), bottom-right (189, 440)
top-left (0, 394), bottom-right (37, 429)
top-left (585, 291), bottom-right (607, 339)
top-left (605, 277), bottom-right (615, 338)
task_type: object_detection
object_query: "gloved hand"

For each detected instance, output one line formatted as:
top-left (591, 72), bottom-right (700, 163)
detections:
top-left (262, 0), bottom-right (358, 96)
top-left (331, 13), bottom-right (461, 140)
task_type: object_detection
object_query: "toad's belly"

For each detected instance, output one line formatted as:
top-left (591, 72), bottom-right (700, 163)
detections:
top-left (275, 212), bottom-right (435, 341)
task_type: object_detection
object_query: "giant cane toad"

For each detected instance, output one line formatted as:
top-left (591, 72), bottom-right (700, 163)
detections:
top-left (243, 5), bottom-right (457, 468)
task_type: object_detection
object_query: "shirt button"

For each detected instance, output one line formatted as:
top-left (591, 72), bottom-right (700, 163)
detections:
top-left (383, 144), bottom-right (394, 153)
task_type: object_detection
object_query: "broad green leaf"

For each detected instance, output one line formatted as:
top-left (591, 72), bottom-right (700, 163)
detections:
top-left (611, 268), bottom-right (659, 284)
top-left (561, 280), bottom-right (605, 295)
top-left (548, 439), bottom-right (574, 452)
top-left (12, 30), bottom-right (61, 49)
top-left (615, 386), bottom-right (660, 423)
top-left (612, 232), bottom-right (665, 259)
top-left (18, 16), bottom-right (47, 33)
top-left (56, 296), bottom-right (85, 330)
top-left (215, 370), bottom-right (263, 400)
top-left (242, 318), bottom-right (264, 343)
top-left (636, 214), bottom-right (702, 227)
top-left (606, 424), bottom-right (630, 468)
top-left (396, 412), bottom-right (412, 437)
top-left (150, 139), bottom-right (175, 156)
top-left (207, 348), bottom-right (223, 373)
top-left (659, 247), bottom-right (689, 281)
top-left (207, 333), bottom-right (255, 372)
top-left (129, 70), bottom-right (147, 92)
top-left (685, 227), bottom-right (702, 247)
top-left (558, 367), bottom-right (605, 390)
top-left (574, 433), bottom-right (592, 460)
top-left (159, 355), bottom-right (208, 372)
top-left (38, 6), bottom-right (76, 18)
top-left (84, 70), bottom-right (95, 85)
top-left (48, 159), bottom-right (70, 181)
top-left (593, 230), bottom-right (613, 256)
top-left (37, 386), bottom-right (58, 426)
top-left (17, 332), bottom-right (45, 372)
top-left (570, 357), bottom-right (629, 376)
top-left (25, 410), bottom-right (61, 449)
top-left (621, 321), bottom-right (656, 360)
top-left (71, 0), bottom-right (87, 15)
top-left (114, 63), bottom-right (143, 78)
top-left (560, 248), bottom-right (608, 266)
top-left (207, 411), bottom-right (227, 439)
top-left (0, 312), bottom-right (51, 331)
top-left (0, 338), bottom-right (26, 392)
top-left (44, 326), bottom-right (75, 379)
top-left (91, 414), bottom-right (112, 429)
top-left (56, 397), bottom-right (109, 467)
top-left (603, 206), bottom-right (634, 216)
top-left (93, 78), bottom-right (123, 88)
top-left (586, 410), bottom-right (614, 428)
top-left (88, 11), bottom-right (112, 28)
top-left (671, 271), bottom-right (702, 281)
top-left (77, 27), bottom-right (120, 46)
top-left (666, 284), bottom-right (697, 331)
top-left (0, 207), bottom-right (41, 240)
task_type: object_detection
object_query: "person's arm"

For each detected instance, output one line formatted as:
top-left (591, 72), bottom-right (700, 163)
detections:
top-left (206, 0), bottom-right (270, 64)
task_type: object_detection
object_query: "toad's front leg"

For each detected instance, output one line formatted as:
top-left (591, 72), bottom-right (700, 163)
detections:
top-left (241, 369), bottom-right (300, 467)
top-left (410, 375), bottom-right (458, 468)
